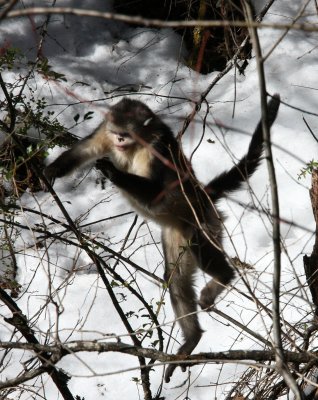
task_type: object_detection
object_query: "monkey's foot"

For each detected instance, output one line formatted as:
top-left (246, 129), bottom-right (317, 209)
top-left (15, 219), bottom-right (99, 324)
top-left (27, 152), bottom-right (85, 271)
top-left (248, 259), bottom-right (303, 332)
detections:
top-left (165, 362), bottom-right (187, 383)
top-left (198, 280), bottom-right (224, 310)
top-left (198, 298), bottom-right (214, 311)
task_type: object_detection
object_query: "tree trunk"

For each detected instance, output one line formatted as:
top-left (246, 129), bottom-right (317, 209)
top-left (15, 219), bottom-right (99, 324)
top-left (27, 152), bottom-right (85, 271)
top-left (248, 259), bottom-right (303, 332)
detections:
top-left (304, 169), bottom-right (318, 315)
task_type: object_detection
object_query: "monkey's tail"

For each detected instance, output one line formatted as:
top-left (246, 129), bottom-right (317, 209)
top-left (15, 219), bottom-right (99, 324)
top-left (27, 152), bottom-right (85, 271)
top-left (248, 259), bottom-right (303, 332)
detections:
top-left (205, 94), bottom-right (281, 202)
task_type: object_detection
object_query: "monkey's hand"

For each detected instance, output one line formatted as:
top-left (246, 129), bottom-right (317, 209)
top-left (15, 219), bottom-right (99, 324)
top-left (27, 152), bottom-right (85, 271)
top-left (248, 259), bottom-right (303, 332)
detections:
top-left (41, 162), bottom-right (61, 190)
top-left (96, 158), bottom-right (117, 180)
top-left (43, 149), bottom-right (79, 189)
top-left (43, 163), bottom-right (60, 187)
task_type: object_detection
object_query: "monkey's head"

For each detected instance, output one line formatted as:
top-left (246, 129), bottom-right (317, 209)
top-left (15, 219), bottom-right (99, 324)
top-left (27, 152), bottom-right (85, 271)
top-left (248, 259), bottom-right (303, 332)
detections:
top-left (106, 98), bottom-right (158, 151)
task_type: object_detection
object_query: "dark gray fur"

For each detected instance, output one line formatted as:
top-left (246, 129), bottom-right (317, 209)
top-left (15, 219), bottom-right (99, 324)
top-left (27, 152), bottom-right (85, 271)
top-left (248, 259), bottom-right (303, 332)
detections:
top-left (44, 95), bottom-right (280, 382)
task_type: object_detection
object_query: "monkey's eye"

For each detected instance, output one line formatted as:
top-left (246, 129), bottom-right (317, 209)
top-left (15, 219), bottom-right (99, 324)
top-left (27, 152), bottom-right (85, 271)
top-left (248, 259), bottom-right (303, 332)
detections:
top-left (110, 130), bottom-right (131, 138)
top-left (118, 132), bottom-right (131, 138)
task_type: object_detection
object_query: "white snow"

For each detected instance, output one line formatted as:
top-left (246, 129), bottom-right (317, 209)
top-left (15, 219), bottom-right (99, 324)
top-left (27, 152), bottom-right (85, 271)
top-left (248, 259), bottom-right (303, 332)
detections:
top-left (1, 1), bottom-right (318, 399)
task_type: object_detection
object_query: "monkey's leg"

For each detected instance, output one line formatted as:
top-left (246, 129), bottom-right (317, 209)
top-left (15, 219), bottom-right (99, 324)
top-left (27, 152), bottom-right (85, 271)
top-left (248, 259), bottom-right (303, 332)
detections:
top-left (162, 228), bottom-right (203, 383)
top-left (190, 230), bottom-right (235, 309)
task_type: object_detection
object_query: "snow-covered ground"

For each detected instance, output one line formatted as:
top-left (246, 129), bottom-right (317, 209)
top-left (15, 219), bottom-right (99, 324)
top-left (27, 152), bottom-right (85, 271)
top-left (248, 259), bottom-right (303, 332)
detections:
top-left (1, 1), bottom-right (318, 399)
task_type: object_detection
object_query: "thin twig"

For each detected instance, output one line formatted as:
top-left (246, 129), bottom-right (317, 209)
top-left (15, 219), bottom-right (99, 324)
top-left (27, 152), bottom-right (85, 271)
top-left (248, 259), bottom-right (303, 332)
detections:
top-left (0, 288), bottom-right (75, 400)
top-left (244, 1), bottom-right (302, 399)
top-left (177, 0), bottom-right (277, 138)
top-left (303, 117), bottom-right (318, 144)
top-left (0, 71), bottom-right (154, 399)
top-left (211, 308), bottom-right (272, 348)
top-left (0, 340), bottom-right (314, 366)
top-left (4, 7), bottom-right (318, 32)
top-left (0, 0), bottom-right (18, 21)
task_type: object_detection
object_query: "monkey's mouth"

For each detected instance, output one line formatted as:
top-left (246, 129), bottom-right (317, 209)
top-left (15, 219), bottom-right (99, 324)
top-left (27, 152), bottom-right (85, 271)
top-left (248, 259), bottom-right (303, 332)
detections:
top-left (115, 143), bottom-right (130, 151)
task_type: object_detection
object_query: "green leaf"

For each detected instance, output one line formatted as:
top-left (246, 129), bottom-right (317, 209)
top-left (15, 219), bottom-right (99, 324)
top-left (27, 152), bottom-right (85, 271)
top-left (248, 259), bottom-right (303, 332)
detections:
top-left (84, 111), bottom-right (94, 120)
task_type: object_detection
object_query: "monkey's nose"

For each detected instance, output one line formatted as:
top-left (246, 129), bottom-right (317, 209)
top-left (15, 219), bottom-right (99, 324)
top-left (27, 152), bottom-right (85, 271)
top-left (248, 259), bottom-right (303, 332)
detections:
top-left (118, 137), bottom-right (124, 142)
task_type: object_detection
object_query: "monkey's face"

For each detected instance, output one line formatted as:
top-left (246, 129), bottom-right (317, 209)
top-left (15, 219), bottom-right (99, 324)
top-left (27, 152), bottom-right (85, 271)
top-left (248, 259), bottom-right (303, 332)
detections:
top-left (107, 99), bottom-right (156, 151)
top-left (106, 120), bottom-right (137, 152)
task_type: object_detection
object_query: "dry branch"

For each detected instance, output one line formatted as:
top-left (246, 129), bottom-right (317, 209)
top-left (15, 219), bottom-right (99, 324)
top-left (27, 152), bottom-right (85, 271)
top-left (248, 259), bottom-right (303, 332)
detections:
top-left (0, 288), bottom-right (75, 400)
top-left (4, 7), bottom-right (318, 33)
top-left (0, 339), bottom-right (315, 368)
top-left (304, 169), bottom-right (318, 314)
top-left (244, 1), bottom-right (301, 398)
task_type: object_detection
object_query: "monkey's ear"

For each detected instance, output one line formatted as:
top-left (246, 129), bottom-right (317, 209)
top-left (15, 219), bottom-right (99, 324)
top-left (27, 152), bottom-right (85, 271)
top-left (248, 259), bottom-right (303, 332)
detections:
top-left (143, 117), bottom-right (153, 126)
top-left (133, 102), bottom-right (153, 123)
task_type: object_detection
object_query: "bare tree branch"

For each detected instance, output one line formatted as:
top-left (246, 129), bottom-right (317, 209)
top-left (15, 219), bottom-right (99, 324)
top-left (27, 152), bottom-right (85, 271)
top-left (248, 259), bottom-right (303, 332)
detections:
top-left (0, 339), bottom-right (315, 368)
top-left (0, 70), bottom-right (156, 398)
top-left (0, 0), bottom-right (18, 21)
top-left (304, 169), bottom-right (318, 313)
top-left (0, 365), bottom-right (49, 390)
top-left (0, 288), bottom-right (75, 400)
top-left (177, 0), bottom-right (277, 138)
top-left (244, 1), bottom-right (302, 398)
top-left (3, 7), bottom-right (318, 33)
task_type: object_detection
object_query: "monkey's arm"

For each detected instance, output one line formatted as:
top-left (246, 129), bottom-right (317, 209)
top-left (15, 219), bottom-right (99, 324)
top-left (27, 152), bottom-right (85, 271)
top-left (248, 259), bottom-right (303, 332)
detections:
top-left (45, 122), bottom-right (111, 184)
top-left (96, 158), bottom-right (163, 204)
top-left (44, 146), bottom-right (86, 183)
top-left (205, 94), bottom-right (280, 201)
